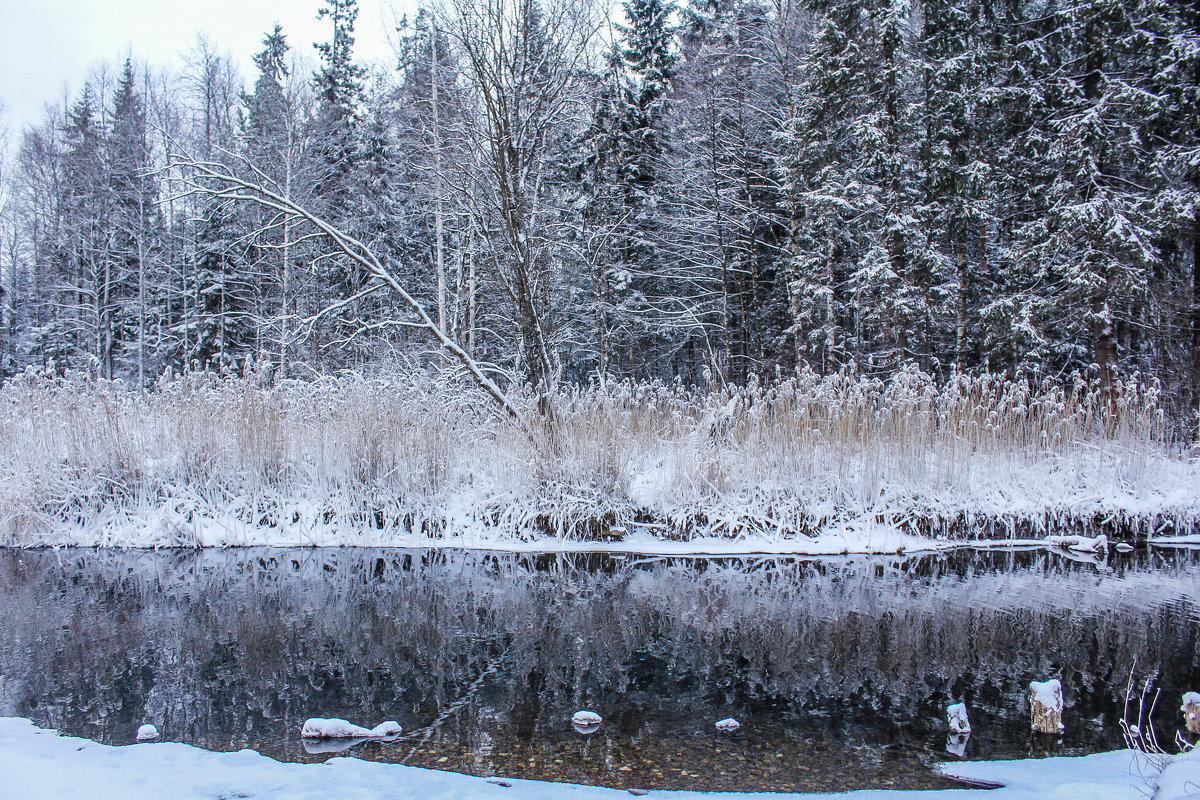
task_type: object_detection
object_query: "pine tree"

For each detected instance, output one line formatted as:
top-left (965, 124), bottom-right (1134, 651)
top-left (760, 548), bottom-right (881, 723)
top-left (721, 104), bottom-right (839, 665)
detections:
top-left (61, 86), bottom-right (108, 370)
top-left (312, 0), bottom-right (367, 215)
top-left (777, 0), bottom-right (868, 372)
top-left (569, 0), bottom-right (678, 379)
top-left (243, 25), bottom-right (310, 377)
top-left (920, 0), bottom-right (990, 370)
top-left (246, 25), bottom-right (291, 160)
top-left (997, 0), bottom-right (1161, 392)
top-left (310, 0), bottom-right (369, 366)
top-left (106, 59), bottom-right (157, 383)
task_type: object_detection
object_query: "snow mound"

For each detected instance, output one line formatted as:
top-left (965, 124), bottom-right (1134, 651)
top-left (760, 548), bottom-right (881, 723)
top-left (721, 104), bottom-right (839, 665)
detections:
top-left (715, 718), bottom-right (741, 731)
top-left (300, 718), bottom-right (402, 739)
top-left (1153, 747), bottom-right (1200, 800)
top-left (136, 724), bottom-right (159, 741)
top-left (947, 703), bottom-right (971, 734)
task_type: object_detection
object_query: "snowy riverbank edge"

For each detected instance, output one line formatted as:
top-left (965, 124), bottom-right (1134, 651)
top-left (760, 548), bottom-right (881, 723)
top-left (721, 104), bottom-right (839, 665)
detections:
top-left (2, 717), bottom-right (1193, 800)
top-left (5, 370), bottom-right (1199, 550)
top-left (7, 520), bottom-right (1200, 555)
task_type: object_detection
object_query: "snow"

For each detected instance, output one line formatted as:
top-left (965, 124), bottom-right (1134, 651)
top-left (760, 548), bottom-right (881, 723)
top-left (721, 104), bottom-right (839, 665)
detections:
top-left (946, 733), bottom-right (970, 758)
top-left (1030, 679), bottom-right (1065, 734)
top-left (1031, 679), bottom-right (1064, 711)
top-left (571, 710), bottom-right (602, 725)
top-left (0, 717), bottom-right (1166, 800)
top-left (135, 724), bottom-right (159, 741)
top-left (1049, 534), bottom-right (1108, 553)
top-left (715, 718), bottom-right (741, 731)
top-left (300, 718), bottom-right (402, 738)
top-left (1153, 746), bottom-right (1200, 800)
top-left (947, 703), bottom-right (971, 734)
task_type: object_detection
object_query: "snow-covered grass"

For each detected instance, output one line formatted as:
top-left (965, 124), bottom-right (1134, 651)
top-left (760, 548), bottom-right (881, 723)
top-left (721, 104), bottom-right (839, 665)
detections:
top-left (0, 366), bottom-right (1195, 549)
top-left (0, 717), bottom-right (1180, 800)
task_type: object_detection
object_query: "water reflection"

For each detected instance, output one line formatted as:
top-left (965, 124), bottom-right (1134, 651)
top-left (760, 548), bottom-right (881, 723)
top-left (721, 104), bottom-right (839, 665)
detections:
top-left (0, 547), bottom-right (1197, 792)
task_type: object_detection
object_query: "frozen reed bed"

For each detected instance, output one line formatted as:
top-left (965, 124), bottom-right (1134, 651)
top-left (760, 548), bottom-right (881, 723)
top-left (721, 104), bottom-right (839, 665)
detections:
top-left (0, 366), bottom-right (1195, 547)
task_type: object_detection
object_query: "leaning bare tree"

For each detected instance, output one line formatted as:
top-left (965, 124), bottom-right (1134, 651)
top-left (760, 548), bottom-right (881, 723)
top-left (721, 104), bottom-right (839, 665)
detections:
top-left (173, 154), bottom-right (532, 434)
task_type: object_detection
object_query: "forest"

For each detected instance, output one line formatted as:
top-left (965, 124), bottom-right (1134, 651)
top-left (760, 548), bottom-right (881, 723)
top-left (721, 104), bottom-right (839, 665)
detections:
top-left (0, 0), bottom-right (1197, 426)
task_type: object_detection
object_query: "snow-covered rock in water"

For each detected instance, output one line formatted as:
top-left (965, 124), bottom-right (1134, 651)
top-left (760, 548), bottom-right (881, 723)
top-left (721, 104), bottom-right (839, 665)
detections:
top-left (135, 724), bottom-right (159, 741)
top-left (1049, 533), bottom-right (1108, 554)
top-left (1183, 691), bottom-right (1200, 733)
top-left (1114, 542), bottom-right (1134, 552)
top-left (571, 711), bottom-right (602, 726)
top-left (300, 718), bottom-right (402, 739)
top-left (947, 703), bottom-right (971, 734)
top-left (1029, 679), bottom-right (1064, 734)
top-left (714, 718), bottom-right (740, 731)
top-left (571, 710), bottom-right (602, 734)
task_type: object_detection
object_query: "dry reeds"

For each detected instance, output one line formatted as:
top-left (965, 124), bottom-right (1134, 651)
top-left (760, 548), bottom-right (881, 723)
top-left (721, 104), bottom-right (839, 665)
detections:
top-left (0, 365), bottom-right (1193, 547)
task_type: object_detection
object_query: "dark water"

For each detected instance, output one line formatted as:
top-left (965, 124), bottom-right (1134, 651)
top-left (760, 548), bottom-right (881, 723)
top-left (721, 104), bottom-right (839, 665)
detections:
top-left (0, 547), bottom-right (1198, 793)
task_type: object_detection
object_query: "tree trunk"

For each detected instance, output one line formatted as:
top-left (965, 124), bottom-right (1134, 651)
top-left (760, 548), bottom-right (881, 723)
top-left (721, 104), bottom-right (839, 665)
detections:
top-left (431, 16), bottom-right (447, 339)
top-left (955, 241), bottom-right (968, 369)
top-left (1191, 207), bottom-right (1200, 436)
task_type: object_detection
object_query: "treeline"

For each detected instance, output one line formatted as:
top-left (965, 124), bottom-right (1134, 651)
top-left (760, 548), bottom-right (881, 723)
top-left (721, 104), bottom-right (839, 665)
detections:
top-left (0, 0), bottom-right (1197, 416)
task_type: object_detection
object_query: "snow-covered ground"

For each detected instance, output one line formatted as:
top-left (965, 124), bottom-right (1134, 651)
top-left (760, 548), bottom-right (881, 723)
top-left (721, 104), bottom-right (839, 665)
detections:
top-left (5, 717), bottom-right (1196, 800)
top-left (1, 369), bottom-right (1196, 550)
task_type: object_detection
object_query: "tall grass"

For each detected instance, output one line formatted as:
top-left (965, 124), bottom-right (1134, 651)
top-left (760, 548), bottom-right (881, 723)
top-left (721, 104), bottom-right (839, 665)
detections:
top-left (0, 365), bottom-right (1193, 547)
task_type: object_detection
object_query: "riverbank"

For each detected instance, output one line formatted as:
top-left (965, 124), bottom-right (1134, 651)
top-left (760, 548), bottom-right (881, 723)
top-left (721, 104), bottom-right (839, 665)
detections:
top-left (2, 369), bottom-right (1196, 550)
top-left (3, 717), bottom-right (1190, 800)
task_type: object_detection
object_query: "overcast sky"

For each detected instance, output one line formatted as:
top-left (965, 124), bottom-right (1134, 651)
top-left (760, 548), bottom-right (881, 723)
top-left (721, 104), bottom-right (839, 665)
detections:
top-left (0, 0), bottom-right (412, 137)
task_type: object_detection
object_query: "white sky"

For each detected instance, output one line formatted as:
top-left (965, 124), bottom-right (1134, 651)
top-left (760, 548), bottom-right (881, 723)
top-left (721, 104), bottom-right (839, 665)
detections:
top-left (0, 0), bottom-right (413, 136)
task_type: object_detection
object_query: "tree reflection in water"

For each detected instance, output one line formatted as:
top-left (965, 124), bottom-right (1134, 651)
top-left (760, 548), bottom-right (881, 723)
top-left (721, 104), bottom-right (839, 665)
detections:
top-left (0, 547), bottom-right (1197, 792)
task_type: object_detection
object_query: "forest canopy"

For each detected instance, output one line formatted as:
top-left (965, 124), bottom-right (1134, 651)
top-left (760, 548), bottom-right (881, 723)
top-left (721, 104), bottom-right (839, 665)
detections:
top-left (0, 0), bottom-right (1197, 422)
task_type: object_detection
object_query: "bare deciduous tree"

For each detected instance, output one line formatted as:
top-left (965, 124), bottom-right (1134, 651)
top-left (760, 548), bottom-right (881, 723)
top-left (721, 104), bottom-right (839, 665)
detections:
top-left (439, 0), bottom-right (601, 402)
top-left (174, 154), bottom-right (532, 433)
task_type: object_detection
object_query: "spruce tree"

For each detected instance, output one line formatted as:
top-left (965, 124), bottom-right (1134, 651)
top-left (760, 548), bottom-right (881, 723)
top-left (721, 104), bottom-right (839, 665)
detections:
top-left (106, 59), bottom-right (156, 383)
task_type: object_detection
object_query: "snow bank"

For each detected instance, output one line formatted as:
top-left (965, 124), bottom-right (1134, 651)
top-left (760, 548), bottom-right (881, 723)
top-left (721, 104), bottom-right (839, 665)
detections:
top-left (715, 718), bottom-right (741, 731)
top-left (135, 724), bottom-right (159, 741)
top-left (0, 717), bottom-right (1158, 800)
top-left (1153, 747), bottom-right (1200, 800)
top-left (300, 718), bottom-right (402, 739)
